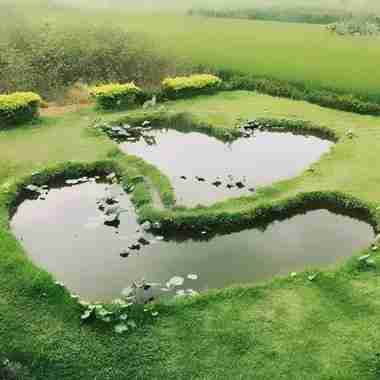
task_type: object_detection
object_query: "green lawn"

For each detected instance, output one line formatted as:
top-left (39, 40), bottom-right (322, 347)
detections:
top-left (1, 91), bottom-right (380, 379)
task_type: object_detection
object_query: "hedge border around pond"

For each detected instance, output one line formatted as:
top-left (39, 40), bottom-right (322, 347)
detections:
top-left (101, 109), bottom-right (339, 146)
top-left (214, 69), bottom-right (380, 116)
top-left (94, 109), bottom-right (340, 213)
top-left (0, 92), bottom-right (41, 128)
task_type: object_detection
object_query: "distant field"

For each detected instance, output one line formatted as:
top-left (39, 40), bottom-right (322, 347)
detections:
top-left (121, 14), bottom-right (380, 101)
top-left (2, 1), bottom-right (380, 101)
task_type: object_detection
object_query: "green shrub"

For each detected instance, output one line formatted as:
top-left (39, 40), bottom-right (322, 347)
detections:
top-left (162, 74), bottom-right (222, 99)
top-left (0, 91), bottom-right (41, 127)
top-left (90, 83), bottom-right (144, 110)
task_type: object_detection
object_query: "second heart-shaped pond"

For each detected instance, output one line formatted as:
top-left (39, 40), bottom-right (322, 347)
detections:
top-left (11, 180), bottom-right (374, 301)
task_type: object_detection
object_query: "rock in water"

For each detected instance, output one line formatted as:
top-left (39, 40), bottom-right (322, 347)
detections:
top-left (120, 250), bottom-right (130, 258)
top-left (141, 221), bottom-right (152, 231)
top-left (167, 276), bottom-right (185, 287)
top-left (138, 237), bottom-right (150, 246)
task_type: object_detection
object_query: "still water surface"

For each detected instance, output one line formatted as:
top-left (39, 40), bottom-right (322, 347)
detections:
top-left (120, 129), bottom-right (333, 206)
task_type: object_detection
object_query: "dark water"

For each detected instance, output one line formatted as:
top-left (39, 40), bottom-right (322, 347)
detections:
top-left (11, 182), bottom-right (374, 301)
top-left (120, 129), bottom-right (333, 206)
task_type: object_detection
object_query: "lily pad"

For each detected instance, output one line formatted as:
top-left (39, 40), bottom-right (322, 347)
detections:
top-left (167, 276), bottom-right (184, 287)
top-left (81, 310), bottom-right (93, 321)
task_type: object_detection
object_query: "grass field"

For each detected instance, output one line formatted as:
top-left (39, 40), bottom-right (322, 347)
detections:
top-left (121, 14), bottom-right (380, 102)
top-left (2, 91), bottom-right (380, 378)
top-left (3, 1), bottom-right (380, 103)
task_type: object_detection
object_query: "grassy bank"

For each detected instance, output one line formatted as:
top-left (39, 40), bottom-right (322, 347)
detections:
top-left (1, 90), bottom-right (380, 378)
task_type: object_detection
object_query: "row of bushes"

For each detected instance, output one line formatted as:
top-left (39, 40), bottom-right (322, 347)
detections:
top-left (91, 71), bottom-right (380, 116)
top-left (217, 70), bottom-right (380, 116)
top-left (188, 7), bottom-right (351, 25)
top-left (0, 92), bottom-right (41, 128)
top-left (0, 73), bottom-right (221, 126)
top-left (90, 74), bottom-right (222, 110)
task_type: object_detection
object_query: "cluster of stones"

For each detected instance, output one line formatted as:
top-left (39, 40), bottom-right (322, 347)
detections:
top-left (101, 120), bottom-right (154, 144)
top-left (25, 184), bottom-right (50, 200)
top-left (238, 119), bottom-right (269, 138)
top-left (25, 175), bottom-right (105, 200)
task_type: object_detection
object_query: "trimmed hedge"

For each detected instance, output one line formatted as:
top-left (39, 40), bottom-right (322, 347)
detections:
top-left (162, 74), bottom-right (222, 99)
top-left (90, 82), bottom-right (144, 110)
top-left (0, 92), bottom-right (41, 127)
top-left (188, 8), bottom-right (349, 25)
top-left (217, 70), bottom-right (380, 116)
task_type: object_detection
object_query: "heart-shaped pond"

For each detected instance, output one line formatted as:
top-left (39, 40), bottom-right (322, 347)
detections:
top-left (118, 127), bottom-right (333, 206)
top-left (11, 181), bottom-right (374, 301)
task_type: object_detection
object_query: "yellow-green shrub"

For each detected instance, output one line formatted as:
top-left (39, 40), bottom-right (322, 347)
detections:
top-left (0, 92), bottom-right (42, 128)
top-left (90, 82), bottom-right (144, 110)
top-left (162, 74), bottom-right (222, 98)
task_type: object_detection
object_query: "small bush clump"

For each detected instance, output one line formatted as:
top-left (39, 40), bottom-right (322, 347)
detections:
top-left (162, 74), bottom-right (222, 99)
top-left (90, 82), bottom-right (144, 110)
top-left (0, 92), bottom-right (41, 127)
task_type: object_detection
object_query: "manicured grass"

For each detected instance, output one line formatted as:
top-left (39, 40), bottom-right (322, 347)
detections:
top-left (2, 91), bottom-right (380, 379)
